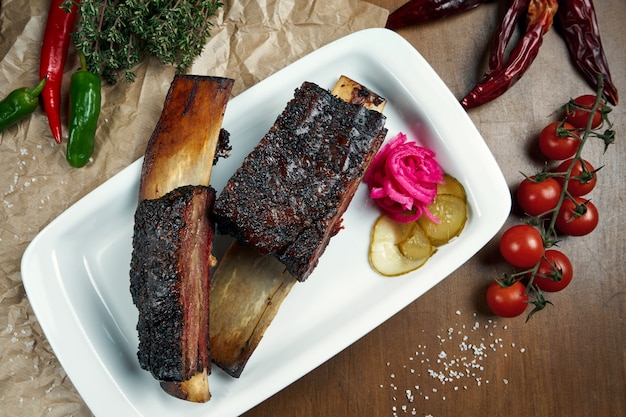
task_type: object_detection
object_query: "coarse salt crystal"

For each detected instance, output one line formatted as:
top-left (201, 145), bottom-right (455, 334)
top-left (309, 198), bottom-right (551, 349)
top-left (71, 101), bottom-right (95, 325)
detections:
top-left (380, 311), bottom-right (527, 408)
top-left (406, 389), bottom-right (414, 402)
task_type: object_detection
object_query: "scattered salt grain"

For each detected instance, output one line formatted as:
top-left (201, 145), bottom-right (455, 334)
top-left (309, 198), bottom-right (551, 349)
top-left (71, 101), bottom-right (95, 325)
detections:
top-left (382, 310), bottom-right (527, 415)
top-left (406, 389), bottom-right (414, 402)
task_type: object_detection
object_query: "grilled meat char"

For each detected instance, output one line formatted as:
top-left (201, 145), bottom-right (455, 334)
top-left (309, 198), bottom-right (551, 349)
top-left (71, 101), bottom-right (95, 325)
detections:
top-left (130, 184), bottom-right (215, 382)
top-left (213, 81), bottom-right (387, 281)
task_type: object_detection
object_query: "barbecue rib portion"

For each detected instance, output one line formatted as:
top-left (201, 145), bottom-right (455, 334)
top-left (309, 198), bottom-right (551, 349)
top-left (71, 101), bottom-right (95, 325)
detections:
top-left (213, 81), bottom-right (388, 281)
top-left (130, 74), bottom-right (233, 402)
top-left (209, 77), bottom-right (387, 377)
top-left (130, 185), bottom-right (215, 382)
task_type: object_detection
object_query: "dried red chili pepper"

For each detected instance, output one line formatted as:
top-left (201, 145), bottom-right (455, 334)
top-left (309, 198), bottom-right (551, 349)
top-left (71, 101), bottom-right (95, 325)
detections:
top-left (488, 0), bottom-right (529, 71)
top-left (461, 0), bottom-right (559, 110)
top-left (556, 0), bottom-right (618, 105)
top-left (385, 0), bottom-right (493, 31)
top-left (39, 0), bottom-right (79, 144)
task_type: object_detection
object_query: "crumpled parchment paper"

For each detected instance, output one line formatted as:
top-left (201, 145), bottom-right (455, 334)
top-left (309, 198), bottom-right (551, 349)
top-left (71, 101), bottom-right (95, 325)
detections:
top-left (0, 0), bottom-right (388, 415)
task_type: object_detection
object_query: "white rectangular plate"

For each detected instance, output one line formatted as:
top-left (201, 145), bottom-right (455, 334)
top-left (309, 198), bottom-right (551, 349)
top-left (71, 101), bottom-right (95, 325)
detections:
top-left (21, 28), bottom-right (510, 417)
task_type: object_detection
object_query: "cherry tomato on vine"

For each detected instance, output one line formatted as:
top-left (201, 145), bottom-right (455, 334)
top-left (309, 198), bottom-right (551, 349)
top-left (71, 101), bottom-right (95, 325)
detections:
top-left (532, 249), bottom-right (574, 292)
top-left (499, 224), bottom-right (544, 268)
top-left (486, 281), bottom-right (529, 318)
top-left (516, 176), bottom-right (561, 216)
top-left (565, 95), bottom-right (604, 129)
top-left (555, 197), bottom-right (599, 236)
top-left (555, 158), bottom-right (597, 196)
top-left (538, 121), bottom-right (580, 160)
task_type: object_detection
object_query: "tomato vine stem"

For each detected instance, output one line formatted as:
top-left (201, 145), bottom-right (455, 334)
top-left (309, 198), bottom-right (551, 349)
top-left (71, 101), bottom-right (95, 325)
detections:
top-left (495, 74), bottom-right (615, 321)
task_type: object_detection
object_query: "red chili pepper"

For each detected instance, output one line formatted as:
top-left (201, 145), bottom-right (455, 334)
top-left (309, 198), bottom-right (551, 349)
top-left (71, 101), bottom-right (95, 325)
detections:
top-left (556, 0), bottom-right (618, 105)
top-left (461, 0), bottom-right (559, 110)
top-left (385, 0), bottom-right (493, 31)
top-left (487, 0), bottom-right (529, 71)
top-left (39, 0), bottom-right (79, 144)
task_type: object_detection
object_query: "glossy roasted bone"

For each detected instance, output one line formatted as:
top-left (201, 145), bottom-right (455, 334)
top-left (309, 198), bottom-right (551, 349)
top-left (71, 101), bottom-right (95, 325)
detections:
top-left (139, 75), bottom-right (234, 201)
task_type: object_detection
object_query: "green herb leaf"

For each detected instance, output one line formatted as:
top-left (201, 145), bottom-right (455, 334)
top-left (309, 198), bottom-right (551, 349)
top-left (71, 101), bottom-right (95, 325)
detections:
top-left (71, 0), bottom-right (223, 83)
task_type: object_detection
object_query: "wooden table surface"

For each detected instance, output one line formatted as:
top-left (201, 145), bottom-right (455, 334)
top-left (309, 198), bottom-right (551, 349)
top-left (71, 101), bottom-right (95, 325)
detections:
top-left (243, 1), bottom-right (626, 416)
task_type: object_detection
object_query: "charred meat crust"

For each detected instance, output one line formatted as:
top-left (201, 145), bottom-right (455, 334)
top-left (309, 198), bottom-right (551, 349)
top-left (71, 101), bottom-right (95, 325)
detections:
top-left (213, 81), bottom-right (387, 281)
top-left (214, 128), bottom-right (232, 165)
top-left (130, 185), bottom-right (215, 382)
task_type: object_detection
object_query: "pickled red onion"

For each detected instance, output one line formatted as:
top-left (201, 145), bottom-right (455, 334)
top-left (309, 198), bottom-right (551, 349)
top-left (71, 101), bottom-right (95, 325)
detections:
top-left (364, 132), bottom-right (443, 223)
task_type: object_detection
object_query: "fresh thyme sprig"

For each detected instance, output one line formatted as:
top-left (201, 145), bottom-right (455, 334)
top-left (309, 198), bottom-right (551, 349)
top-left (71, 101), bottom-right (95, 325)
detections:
top-left (64, 0), bottom-right (223, 83)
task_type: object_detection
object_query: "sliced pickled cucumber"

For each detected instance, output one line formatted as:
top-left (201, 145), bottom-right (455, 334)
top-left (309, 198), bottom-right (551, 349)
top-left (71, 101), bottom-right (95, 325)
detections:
top-left (417, 194), bottom-right (467, 246)
top-left (398, 223), bottom-right (435, 260)
top-left (437, 174), bottom-right (466, 200)
top-left (369, 215), bottom-right (433, 276)
top-left (368, 174), bottom-right (467, 277)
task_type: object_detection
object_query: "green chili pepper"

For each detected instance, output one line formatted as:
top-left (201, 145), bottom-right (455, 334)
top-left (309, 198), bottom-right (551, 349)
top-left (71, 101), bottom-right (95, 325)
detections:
top-left (0, 77), bottom-right (46, 132)
top-left (67, 51), bottom-right (101, 168)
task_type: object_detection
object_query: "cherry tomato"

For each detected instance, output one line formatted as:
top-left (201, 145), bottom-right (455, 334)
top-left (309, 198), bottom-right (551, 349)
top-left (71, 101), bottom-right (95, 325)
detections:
top-left (499, 224), bottom-right (544, 268)
top-left (565, 95), bottom-right (603, 129)
top-left (486, 281), bottom-right (529, 318)
top-left (555, 197), bottom-right (599, 236)
top-left (532, 250), bottom-right (573, 292)
top-left (555, 158), bottom-right (597, 196)
top-left (538, 121), bottom-right (580, 160)
top-left (516, 176), bottom-right (561, 216)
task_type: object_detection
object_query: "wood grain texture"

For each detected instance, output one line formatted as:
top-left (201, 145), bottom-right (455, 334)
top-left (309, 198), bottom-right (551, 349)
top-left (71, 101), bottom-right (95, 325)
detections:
top-left (242, 1), bottom-right (626, 416)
